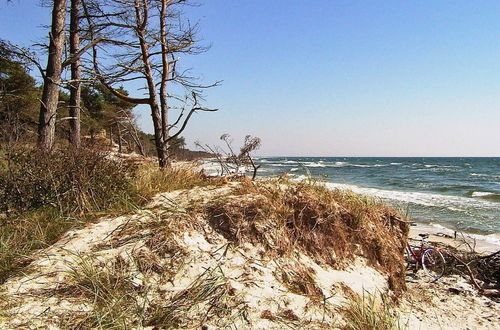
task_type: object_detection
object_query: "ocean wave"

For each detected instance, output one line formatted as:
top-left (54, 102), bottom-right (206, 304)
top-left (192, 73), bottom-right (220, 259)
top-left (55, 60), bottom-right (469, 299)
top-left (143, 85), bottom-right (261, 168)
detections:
top-left (269, 161), bottom-right (393, 168)
top-left (331, 161), bottom-right (350, 167)
top-left (352, 164), bottom-right (388, 168)
top-left (470, 191), bottom-right (500, 202)
top-left (304, 162), bottom-right (326, 168)
top-left (320, 182), bottom-right (500, 213)
top-left (472, 191), bottom-right (496, 197)
top-left (412, 164), bottom-right (460, 169)
top-left (269, 163), bottom-right (294, 167)
top-left (390, 162), bottom-right (402, 165)
top-left (293, 175), bottom-right (310, 181)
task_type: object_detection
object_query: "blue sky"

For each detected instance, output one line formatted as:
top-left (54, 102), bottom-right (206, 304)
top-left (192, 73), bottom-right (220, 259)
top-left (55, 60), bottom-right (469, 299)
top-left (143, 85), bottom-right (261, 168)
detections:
top-left (1, 0), bottom-right (499, 156)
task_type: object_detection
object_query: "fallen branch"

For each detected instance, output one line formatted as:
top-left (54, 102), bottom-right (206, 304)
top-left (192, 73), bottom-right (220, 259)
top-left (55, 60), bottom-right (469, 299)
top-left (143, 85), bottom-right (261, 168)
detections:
top-left (448, 252), bottom-right (483, 293)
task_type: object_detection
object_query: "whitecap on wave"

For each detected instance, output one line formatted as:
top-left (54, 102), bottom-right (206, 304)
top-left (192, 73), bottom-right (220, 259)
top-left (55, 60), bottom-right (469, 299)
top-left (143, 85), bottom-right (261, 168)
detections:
top-left (332, 161), bottom-right (349, 167)
top-left (352, 164), bottom-right (388, 168)
top-left (470, 173), bottom-right (488, 177)
top-left (472, 191), bottom-right (496, 197)
top-left (304, 162), bottom-right (326, 168)
top-left (318, 182), bottom-right (499, 215)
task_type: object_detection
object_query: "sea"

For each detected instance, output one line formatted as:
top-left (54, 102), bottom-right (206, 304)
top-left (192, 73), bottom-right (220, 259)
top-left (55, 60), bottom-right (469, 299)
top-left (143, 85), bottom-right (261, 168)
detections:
top-left (204, 157), bottom-right (499, 247)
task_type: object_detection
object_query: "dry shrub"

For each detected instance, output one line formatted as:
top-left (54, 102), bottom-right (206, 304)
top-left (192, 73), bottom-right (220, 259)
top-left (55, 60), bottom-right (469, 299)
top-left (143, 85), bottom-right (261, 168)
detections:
top-left (278, 308), bottom-right (300, 321)
top-left (0, 147), bottom-right (134, 214)
top-left (142, 227), bottom-right (188, 281)
top-left (260, 308), bottom-right (308, 327)
top-left (133, 162), bottom-right (224, 202)
top-left (132, 248), bottom-right (164, 275)
top-left (205, 180), bottom-right (409, 296)
top-left (260, 310), bottom-right (275, 320)
top-left (437, 245), bottom-right (500, 290)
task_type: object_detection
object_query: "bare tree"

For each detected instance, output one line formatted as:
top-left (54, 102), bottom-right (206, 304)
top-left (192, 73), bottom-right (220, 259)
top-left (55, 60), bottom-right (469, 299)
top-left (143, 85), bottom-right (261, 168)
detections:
top-left (68, 0), bottom-right (82, 147)
top-left (240, 135), bottom-right (262, 180)
top-left (38, 0), bottom-right (68, 151)
top-left (82, 0), bottom-right (219, 168)
top-left (196, 134), bottom-right (262, 180)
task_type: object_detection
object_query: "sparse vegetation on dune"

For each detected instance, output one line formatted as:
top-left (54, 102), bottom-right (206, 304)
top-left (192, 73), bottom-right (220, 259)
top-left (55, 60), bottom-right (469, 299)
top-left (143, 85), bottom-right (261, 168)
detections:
top-left (1, 169), bottom-right (412, 328)
top-left (0, 148), bottom-right (221, 283)
top-left (205, 178), bottom-right (410, 296)
top-left (342, 291), bottom-right (403, 330)
top-left (2, 170), bottom-right (498, 329)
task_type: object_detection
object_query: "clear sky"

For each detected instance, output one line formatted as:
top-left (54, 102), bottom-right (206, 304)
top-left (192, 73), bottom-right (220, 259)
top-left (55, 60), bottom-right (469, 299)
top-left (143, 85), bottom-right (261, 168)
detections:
top-left (1, 0), bottom-right (499, 156)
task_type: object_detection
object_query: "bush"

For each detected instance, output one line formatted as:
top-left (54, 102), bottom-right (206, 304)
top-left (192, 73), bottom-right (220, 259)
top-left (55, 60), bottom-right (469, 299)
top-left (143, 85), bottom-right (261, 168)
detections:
top-left (0, 148), bottom-right (223, 283)
top-left (0, 147), bottom-right (135, 214)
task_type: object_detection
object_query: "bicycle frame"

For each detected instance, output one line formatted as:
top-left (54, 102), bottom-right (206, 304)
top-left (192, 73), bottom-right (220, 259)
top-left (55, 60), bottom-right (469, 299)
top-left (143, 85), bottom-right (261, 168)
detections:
top-left (406, 242), bottom-right (425, 267)
top-left (406, 239), bottom-right (443, 268)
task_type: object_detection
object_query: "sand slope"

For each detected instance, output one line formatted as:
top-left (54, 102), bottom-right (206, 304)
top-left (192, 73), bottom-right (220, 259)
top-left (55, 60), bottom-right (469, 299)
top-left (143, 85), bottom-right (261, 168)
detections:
top-left (0, 184), bottom-right (498, 329)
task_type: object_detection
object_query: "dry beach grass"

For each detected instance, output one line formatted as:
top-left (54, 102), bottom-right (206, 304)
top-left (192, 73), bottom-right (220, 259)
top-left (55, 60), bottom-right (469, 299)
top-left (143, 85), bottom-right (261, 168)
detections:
top-left (0, 160), bottom-right (498, 329)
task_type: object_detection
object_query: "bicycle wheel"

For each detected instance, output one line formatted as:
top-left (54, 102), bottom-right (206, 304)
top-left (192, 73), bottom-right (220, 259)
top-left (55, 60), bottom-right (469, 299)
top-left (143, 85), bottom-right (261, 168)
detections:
top-left (421, 248), bottom-right (446, 280)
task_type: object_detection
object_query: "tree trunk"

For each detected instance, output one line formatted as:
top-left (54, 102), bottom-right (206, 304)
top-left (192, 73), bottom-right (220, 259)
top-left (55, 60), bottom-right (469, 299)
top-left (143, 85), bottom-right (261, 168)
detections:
top-left (129, 122), bottom-right (145, 156)
top-left (134, 0), bottom-right (168, 168)
top-left (151, 101), bottom-right (168, 168)
top-left (159, 0), bottom-right (170, 161)
top-left (38, 0), bottom-right (67, 151)
top-left (117, 123), bottom-right (122, 153)
top-left (69, 0), bottom-right (81, 147)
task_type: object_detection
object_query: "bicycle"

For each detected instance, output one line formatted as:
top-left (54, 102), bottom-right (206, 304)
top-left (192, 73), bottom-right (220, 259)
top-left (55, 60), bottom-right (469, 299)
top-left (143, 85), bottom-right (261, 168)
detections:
top-left (405, 233), bottom-right (446, 281)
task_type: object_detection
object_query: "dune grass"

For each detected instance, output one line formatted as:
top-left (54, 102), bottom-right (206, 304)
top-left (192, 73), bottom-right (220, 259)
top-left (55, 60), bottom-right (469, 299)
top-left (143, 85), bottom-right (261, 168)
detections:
top-left (0, 208), bottom-right (79, 282)
top-left (342, 291), bottom-right (404, 330)
top-left (145, 266), bottom-right (247, 328)
top-left (64, 254), bottom-right (146, 328)
top-left (205, 178), bottom-right (410, 296)
top-left (0, 156), bottom-right (221, 283)
top-left (65, 255), bottom-right (246, 329)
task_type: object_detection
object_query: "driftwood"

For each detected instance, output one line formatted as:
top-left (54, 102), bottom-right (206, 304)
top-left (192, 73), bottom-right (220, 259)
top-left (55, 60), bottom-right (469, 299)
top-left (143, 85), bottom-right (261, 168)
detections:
top-left (446, 246), bottom-right (500, 297)
top-left (476, 250), bottom-right (500, 260)
top-left (448, 252), bottom-right (483, 292)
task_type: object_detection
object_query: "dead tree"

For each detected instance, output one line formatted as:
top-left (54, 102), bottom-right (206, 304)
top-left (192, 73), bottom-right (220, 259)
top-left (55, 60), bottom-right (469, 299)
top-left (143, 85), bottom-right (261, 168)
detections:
top-left (240, 135), bottom-right (262, 180)
top-left (83, 0), bottom-right (219, 168)
top-left (197, 134), bottom-right (262, 180)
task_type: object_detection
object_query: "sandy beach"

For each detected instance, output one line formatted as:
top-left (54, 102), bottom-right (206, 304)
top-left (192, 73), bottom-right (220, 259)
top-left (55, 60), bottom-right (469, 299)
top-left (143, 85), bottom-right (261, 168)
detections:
top-left (409, 222), bottom-right (499, 254)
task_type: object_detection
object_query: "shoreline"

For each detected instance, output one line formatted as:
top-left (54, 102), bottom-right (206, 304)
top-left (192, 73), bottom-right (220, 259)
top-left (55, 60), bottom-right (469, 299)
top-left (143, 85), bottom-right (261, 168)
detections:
top-left (409, 222), bottom-right (499, 253)
top-left (198, 160), bottom-right (500, 253)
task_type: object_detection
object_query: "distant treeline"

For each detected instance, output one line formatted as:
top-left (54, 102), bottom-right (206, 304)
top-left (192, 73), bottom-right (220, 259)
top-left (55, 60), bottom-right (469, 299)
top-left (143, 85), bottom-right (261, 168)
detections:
top-left (0, 44), bottom-right (210, 160)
